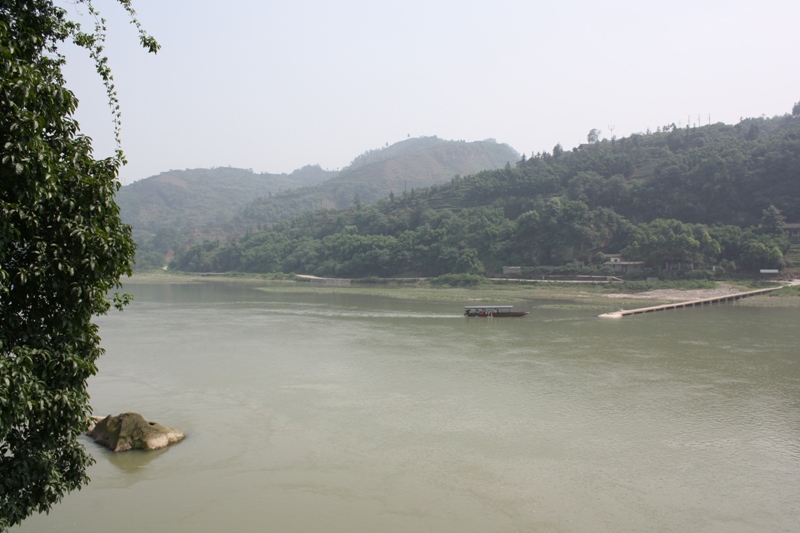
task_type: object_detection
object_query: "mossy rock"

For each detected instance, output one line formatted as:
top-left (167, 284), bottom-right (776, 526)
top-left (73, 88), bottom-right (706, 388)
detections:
top-left (88, 412), bottom-right (185, 452)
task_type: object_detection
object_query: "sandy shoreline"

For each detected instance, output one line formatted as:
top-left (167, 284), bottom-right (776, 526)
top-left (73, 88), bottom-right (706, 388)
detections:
top-left (123, 272), bottom-right (799, 308)
top-left (604, 287), bottom-right (745, 301)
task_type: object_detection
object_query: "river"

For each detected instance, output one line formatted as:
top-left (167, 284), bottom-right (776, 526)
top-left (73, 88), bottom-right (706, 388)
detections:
top-left (14, 282), bottom-right (800, 532)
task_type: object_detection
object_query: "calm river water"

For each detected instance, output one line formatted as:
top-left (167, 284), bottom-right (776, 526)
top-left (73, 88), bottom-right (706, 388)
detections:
top-left (15, 282), bottom-right (800, 532)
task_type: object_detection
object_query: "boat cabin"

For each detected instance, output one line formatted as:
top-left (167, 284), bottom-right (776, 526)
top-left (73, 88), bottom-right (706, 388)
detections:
top-left (464, 305), bottom-right (529, 317)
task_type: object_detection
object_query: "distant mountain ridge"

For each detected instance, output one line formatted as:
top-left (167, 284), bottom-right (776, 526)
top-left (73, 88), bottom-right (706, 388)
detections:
top-left (118, 165), bottom-right (336, 234)
top-left (124, 136), bottom-right (519, 270)
top-left (342, 136), bottom-right (460, 171)
top-left (237, 137), bottom-right (518, 225)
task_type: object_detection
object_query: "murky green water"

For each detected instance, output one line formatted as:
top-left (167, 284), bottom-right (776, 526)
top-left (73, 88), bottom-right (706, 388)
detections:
top-left (15, 282), bottom-right (800, 532)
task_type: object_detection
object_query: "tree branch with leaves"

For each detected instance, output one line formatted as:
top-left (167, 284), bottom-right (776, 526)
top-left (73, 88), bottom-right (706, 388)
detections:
top-left (0, 1), bottom-right (157, 529)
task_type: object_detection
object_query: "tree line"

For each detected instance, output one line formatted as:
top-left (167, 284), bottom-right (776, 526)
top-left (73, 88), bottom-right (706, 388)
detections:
top-left (170, 111), bottom-right (799, 278)
top-left (171, 193), bottom-right (790, 278)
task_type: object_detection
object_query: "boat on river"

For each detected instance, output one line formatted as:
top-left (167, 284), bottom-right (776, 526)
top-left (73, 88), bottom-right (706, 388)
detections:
top-left (464, 305), bottom-right (529, 318)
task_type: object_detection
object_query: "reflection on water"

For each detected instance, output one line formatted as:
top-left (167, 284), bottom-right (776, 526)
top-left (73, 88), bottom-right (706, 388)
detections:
top-left (102, 442), bottom-right (170, 474)
top-left (15, 282), bottom-right (800, 533)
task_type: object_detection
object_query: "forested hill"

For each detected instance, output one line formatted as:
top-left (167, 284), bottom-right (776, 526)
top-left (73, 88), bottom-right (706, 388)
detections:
top-left (370, 114), bottom-right (800, 228)
top-left (235, 137), bottom-right (518, 225)
top-left (485, 114), bottom-right (800, 226)
top-left (171, 108), bottom-right (800, 277)
top-left (118, 165), bottom-right (336, 234)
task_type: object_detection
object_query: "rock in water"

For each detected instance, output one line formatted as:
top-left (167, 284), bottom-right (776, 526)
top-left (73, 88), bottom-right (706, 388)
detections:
top-left (88, 412), bottom-right (185, 452)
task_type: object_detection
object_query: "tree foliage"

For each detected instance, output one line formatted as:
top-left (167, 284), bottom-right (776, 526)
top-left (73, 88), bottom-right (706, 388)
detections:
top-left (760, 204), bottom-right (786, 235)
top-left (0, 1), bottom-right (156, 528)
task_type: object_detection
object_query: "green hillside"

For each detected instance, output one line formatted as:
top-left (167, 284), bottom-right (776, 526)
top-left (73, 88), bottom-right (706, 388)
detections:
top-left (171, 107), bottom-right (800, 279)
top-left (236, 137), bottom-right (518, 225)
top-left (118, 165), bottom-right (336, 235)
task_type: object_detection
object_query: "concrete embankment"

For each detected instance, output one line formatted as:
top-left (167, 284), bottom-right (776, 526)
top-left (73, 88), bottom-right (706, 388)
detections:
top-left (599, 286), bottom-right (784, 318)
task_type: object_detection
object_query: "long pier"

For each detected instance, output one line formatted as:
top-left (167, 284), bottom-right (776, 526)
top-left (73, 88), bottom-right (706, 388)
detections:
top-left (598, 286), bottom-right (783, 318)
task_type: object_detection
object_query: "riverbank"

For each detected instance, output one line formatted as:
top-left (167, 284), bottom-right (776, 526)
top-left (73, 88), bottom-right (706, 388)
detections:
top-left (124, 272), bottom-right (800, 311)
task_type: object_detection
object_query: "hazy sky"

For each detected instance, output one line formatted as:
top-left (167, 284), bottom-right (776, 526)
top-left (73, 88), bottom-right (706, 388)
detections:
top-left (59, 0), bottom-right (800, 184)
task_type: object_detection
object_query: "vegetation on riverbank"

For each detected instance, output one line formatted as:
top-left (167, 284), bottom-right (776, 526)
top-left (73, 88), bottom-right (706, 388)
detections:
top-left (126, 272), bottom-right (799, 310)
